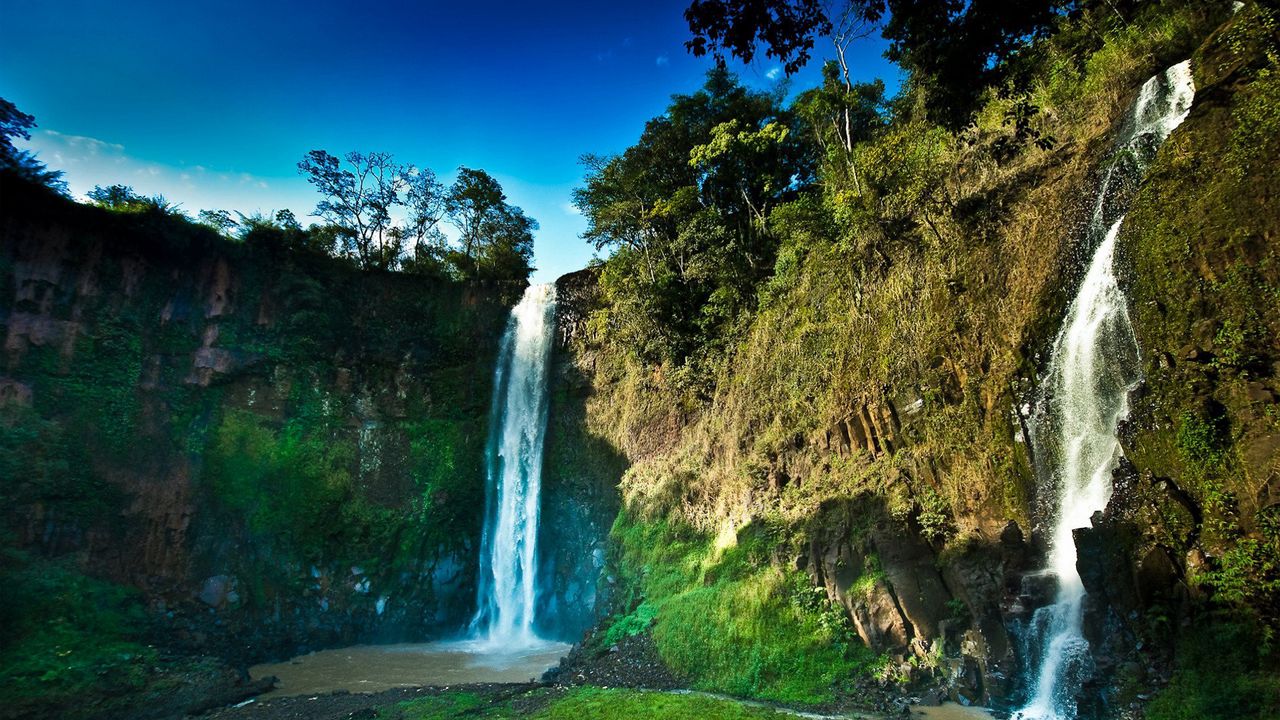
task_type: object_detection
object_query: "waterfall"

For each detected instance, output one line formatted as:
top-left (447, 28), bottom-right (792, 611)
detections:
top-left (471, 283), bottom-right (557, 648)
top-left (1014, 62), bottom-right (1194, 720)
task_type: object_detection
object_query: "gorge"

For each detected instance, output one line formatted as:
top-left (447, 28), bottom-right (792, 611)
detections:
top-left (1, 2), bottom-right (1279, 720)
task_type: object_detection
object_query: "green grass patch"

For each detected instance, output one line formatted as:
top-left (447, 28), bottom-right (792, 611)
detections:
top-left (537, 687), bottom-right (795, 720)
top-left (397, 687), bottom-right (798, 720)
top-left (608, 513), bottom-right (881, 705)
top-left (0, 551), bottom-right (157, 714)
top-left (398, 690), bottom-right (491, 719)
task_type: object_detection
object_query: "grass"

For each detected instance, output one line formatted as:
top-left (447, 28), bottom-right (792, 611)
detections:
top-left (605, 513), bottom-right (882, 705)
top-left (0, 552), bottom-right (158, 717)
top-left (396, 687), bottom-right (800, 720)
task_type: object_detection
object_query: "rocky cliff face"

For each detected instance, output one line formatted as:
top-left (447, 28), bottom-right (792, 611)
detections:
top-left (0, 181), bottom-right (511, 662)
top-left (537, 269), bottom-right (625, 641)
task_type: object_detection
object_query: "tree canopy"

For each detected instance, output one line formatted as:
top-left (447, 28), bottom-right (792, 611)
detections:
top-left (0, 97), bottom-right (66, 192)
top-left (685, 0), bottom-right (1081, 129)
top-left (573, 69), bottom-right (812, 368)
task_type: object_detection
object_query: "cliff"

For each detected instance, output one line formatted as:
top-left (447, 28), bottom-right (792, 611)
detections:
top-left (0, 178), bottom-right (511, 716)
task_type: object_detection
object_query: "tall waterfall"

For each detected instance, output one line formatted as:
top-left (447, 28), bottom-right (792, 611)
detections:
top-left (1015, 62), bottom-right (1195, 720)
top-left (471, 283), bottom-right (557, 647)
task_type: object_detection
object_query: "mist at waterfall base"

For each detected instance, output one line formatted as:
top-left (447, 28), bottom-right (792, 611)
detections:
top-left (1011, 62), bottom-right (1195, 720)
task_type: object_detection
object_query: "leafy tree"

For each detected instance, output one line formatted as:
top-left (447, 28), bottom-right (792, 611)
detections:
top-left (474, 204), bottom-right (536, 282)
top-left (792, 63), bottom-right (888, 195)
top-left (197, 209), bottom-right (239, 236)
top-left (445, 168), bottom-right (506, 266)
top-left (403, 168), bottom-right (450, 275)
top-left (685, 0), bottom-right (831, 74)
top-left (274, 209), bottom-right (301, 231)
top-left (0, 97), bottom-right (66, 193)
top-left (443, 168), bottom-right (535, 282)
top-left (575, 69), bottom-right (808, 367)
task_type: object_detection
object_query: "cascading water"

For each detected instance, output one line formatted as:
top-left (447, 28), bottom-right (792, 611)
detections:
top-left (1014, 61), bottom-right (1195, 720)
top-left (470, 283), bottom-right (557, 648)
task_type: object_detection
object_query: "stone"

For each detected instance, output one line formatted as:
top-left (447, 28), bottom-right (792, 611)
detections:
top-left (1135, 546), bottom-right (1180, 606)
top-left (198, 575), bottom-right (238, 609)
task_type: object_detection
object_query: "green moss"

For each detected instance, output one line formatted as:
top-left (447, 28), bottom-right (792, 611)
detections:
top-left (603, 600), bottom-right (658, 646)
top-left (398, 691), bottom-right (490, 719)
top-left (205, 408), bottom-right (355, 553)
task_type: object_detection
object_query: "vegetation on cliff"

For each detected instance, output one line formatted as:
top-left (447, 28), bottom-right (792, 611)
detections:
top-left (566, 0), bottom-right (1279, 711)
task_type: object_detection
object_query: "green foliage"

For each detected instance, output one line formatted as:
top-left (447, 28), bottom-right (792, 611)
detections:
top-left (88, 184), bottom-right (182, 215)
top-left (398, 691), bottom-right (489, 719)
top-left (1175, 409), bottom-right (1228, 473)
top-left (603, 601), bottom-right (659, 646)
top-left (1200, 536), bottom-right (1280, 618)
top-left (1227, 67), bottom-right (1280, 178)
top-left (0, 96), bottom-right (66, 191)
top-left (1146, 621), bottom-right (1280, 720)
top-left (0, 552), bottom-right (156, 712)
top-left (205, 409), bottom-right (354, 552)
top-left (576, 69), bottom-right (812, 371)
top-left (297, 150), bottom-right (533, 281)
top-left (609, 513), bottom-right (880, 704)
top-left (913, 487), bottom-right (954, 543)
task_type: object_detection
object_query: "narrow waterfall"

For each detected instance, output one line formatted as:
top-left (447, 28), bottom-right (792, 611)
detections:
top-left (1015, 62), bottom-right (1195, 720)
top-left (471, 283), bottom-right (557, 647)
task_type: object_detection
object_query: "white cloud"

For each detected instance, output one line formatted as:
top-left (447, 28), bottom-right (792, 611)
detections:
top-left (23, 129), bottom-right (313, 219)
top-left (766, 67), bottom-right (782, 80)
top-left (656, 55), bottom-right (669, 66)
top-left (562, 202), bottom-right (581, 216)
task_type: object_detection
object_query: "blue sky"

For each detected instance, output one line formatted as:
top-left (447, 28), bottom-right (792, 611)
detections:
top-left (3, 0), bottom-right (899, 282)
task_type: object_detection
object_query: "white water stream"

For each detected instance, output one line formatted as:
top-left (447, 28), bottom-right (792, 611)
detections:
top-left (1014, 62), bottom-right (1194, 720)
top-left (470, 283), bottom-right (558, 648)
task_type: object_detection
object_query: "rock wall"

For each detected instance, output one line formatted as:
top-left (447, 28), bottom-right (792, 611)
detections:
top-left (0, 180), bottom-right (512, 662)
top-left (535, 269), bottom-right (624, 641)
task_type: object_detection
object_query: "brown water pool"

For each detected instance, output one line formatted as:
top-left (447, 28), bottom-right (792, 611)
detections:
top-left (249, 639), bottom-right (572, 698)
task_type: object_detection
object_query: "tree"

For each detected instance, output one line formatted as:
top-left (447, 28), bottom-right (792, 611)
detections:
top-left (197, 209), bottom-right (240, 236)
top-left (685, 0), bottom-right (831, 74)
top-left (792, 63), bottom-right (887, 194)
top-left (442, 168), bottom-right (535, 283)
top-left (476, 205), bottom-right (537, 282)
top-left (297, 150), bottom-right (410, 270)
top-left (296, 151), bottom-right (535, 281)
top-left (684, 0), bottom-right (1074, 130)
top-left (403, 168), bottom-right (449, 276)
top-left (445, 167), bottom-right (506, 267)
top-left (574, 69), bottom-right (807, 366)
top-left (0, 96), bottom-right (66, 193)
top-left (87, 184), bottom-right (181, 214)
